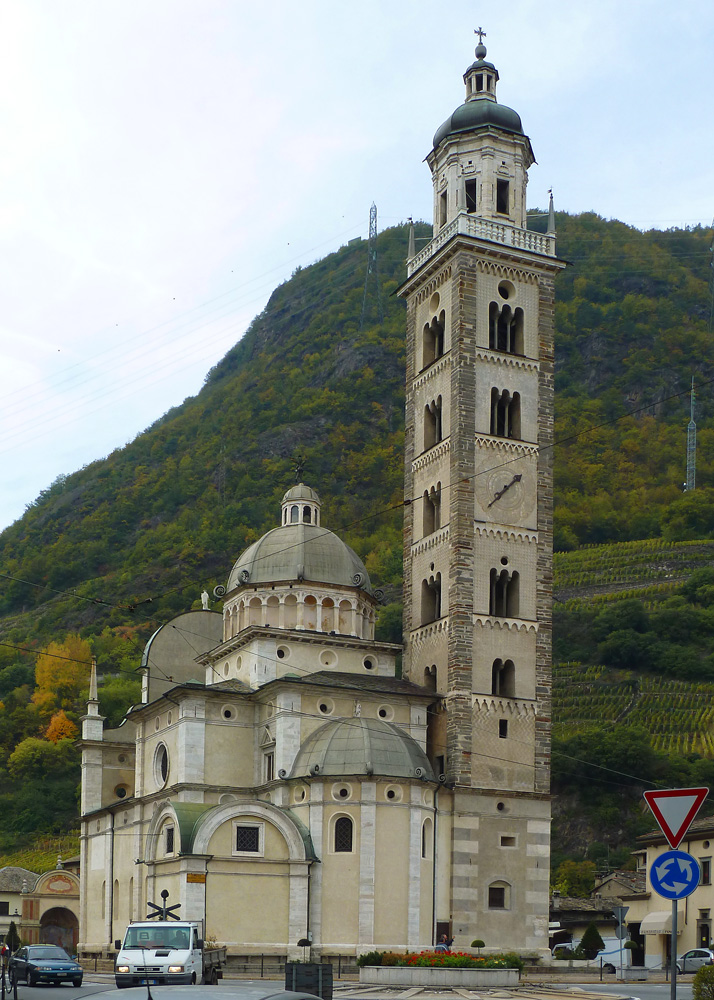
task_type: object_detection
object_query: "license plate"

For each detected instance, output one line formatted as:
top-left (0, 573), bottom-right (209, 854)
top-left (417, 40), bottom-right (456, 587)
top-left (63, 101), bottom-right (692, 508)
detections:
top-left (140, 979), bottom-right (158, 986)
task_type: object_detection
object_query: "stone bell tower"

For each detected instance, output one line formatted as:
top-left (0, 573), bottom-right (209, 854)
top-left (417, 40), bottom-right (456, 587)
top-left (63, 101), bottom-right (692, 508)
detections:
top-left (399, 34), bottom-right (565, 950)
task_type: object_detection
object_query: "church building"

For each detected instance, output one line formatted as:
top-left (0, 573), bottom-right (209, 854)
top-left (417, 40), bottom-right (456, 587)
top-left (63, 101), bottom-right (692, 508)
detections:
top-left (79, 37), bottom-right (562, 961)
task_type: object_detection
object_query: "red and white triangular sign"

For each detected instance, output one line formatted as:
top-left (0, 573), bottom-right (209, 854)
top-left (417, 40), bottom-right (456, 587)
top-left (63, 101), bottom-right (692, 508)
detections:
top-left (643, 787), bottom-right (709, 849)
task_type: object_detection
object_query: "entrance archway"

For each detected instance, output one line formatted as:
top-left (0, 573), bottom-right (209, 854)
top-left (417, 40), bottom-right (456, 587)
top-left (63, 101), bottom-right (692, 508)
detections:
top-left (40, 908), bottom-right (78, 952)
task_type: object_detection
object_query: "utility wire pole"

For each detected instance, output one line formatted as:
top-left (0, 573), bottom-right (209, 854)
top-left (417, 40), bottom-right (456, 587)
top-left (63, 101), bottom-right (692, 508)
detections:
top-left (686, 376), bottom-right (696, 492)
top-left (360, 203), bottom-right (383, 331)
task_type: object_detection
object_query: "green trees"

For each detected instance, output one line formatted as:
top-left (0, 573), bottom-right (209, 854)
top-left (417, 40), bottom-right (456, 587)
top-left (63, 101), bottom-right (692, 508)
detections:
top-left (580, 923), bottom-right (605, 960)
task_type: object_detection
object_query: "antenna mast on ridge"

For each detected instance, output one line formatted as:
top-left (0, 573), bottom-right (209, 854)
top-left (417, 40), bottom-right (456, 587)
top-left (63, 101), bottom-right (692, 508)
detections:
top-left (360, 203), bottom-right (383, 331)
top-left (686, 376), bottom-right (696, 491)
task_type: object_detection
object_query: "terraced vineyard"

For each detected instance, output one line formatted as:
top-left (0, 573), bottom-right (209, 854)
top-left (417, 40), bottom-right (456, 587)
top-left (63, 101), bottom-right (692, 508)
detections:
top-left (553, 536), bottom-right (714, 756)
top-left (554, 538), bottom-right (714, 605)
top-left (553, 663), bottom-right (714, 755)
top-left (0, 832), bottom-right (80, 875)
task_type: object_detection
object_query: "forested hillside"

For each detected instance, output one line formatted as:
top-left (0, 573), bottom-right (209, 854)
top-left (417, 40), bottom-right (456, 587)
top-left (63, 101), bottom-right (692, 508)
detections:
top-left (0, 213), bottom-right (713, 862)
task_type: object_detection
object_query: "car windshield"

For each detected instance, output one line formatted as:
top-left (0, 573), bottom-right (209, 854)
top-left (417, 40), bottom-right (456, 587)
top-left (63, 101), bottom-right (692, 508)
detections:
top-left (124, 927), bottom-right (190, 950)
top-left (27, 947), bottom-right (70, 961)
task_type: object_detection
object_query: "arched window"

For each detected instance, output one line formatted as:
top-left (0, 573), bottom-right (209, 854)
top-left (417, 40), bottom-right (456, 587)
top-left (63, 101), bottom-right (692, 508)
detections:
top-left (490, 303), bottom-right (524, 354)
top-left (422, 311), bottom-right (446, 369)
top-left (424, 396), bottom-right (443, 450)
top-left (489, 569), bottom-right (519, 617)
top-left (422, 482), bottom-right (441, 535)
top-left (334, 816), bottom-right (353, 853)
top-left (303, 505), bottom-right (312, 524)
top-left (491, 659), bottom-right (516, 697)
top-left (424, 665), bottom-right (437, 692)
top-left (422, 818), bottom-right (433, 859)
top-left (290, 505), bottom-right (299, 523)
top-left (421, 574), bottom-right (441, 625)
top-left (488, 879), bottom-right (511, 909)
top-left (490, 389), bottom-right (521, 439)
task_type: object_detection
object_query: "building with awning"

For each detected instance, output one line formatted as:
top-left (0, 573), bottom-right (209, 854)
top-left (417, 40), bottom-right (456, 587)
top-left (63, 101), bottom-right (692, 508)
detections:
top-left (640, 910), bottom-right (684, 936)
top-left (631, 814), bottom-right (714, 968)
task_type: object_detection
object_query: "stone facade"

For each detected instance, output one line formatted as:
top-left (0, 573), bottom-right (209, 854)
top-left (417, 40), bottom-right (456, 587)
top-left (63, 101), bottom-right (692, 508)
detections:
top-left (399, 40), bottom-right (563, 950)
top-left (78, 40), bottom-right (562, 962)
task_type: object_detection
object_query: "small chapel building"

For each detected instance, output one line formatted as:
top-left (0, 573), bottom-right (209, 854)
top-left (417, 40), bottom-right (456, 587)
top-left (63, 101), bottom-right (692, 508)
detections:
top-left (79, 36), bottom-right (561, 960)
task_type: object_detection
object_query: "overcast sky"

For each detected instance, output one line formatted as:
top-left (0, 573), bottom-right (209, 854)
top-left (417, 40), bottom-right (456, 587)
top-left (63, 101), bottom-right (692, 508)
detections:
top-left (1, 0), bottom-right (713, 532)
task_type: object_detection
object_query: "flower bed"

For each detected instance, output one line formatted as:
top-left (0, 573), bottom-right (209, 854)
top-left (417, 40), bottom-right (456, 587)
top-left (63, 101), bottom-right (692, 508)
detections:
top-left (358, 951), bottom-right (520, 987)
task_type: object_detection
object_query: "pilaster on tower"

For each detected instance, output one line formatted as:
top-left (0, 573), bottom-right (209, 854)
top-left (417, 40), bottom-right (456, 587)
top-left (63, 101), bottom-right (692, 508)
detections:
top-left (399, 36), bottom-right (564, 951)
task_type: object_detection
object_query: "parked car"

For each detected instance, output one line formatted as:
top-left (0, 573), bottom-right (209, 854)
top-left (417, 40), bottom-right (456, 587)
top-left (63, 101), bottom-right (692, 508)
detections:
top-left (8, 945), bottom-right (84, 987)
top-left (676, 948), bottom-right (714, 974)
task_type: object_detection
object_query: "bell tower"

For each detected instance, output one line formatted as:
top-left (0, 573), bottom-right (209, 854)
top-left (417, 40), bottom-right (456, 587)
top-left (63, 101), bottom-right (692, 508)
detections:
top-left (399, 34), bottom-right (565, 951)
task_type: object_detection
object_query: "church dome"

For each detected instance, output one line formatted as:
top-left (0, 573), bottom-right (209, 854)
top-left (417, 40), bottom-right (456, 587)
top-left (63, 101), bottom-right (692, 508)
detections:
top-left (226, 483), bottom-right (372, 595)
top-left (433, 99), bottom-right (523, 149)
top-left (433, 40), bottom-right (524, 149)
top-left (290, 717), bottom-right (435, 780)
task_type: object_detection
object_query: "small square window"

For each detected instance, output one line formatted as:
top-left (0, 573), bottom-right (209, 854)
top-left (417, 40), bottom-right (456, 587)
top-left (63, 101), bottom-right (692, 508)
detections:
top-left (701, 859), bottom-right (712, 885)
top-left (489, 886), bottom-right (506, 909)
top-left (499, 719), bottom-right (508, 739)
top-left (165, 826), bottom-right (174, 854)
top-left (264, 752), bottom-right (275, 783)
top-left (500, 835), bottom-right (516, 848)
top-left (0, 902), bottom-right (8, 917)
top-left (234, 824), bottom-right (262, 855)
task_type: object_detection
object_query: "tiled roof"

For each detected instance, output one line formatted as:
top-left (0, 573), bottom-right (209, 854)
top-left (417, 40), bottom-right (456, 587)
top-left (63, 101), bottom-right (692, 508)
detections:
top-left (551, 895), bottom-right (617, 914)
top-left (0, 867), bottom-right (39, 891)
top-left (594, 870), bottom-right (647, 894)
top-left (287, 671), bottom-right (437, 697)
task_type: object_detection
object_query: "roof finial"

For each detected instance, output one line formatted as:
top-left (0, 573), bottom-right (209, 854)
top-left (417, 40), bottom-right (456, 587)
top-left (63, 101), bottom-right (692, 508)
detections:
top-left (474, 26), bottom-right (487, 59)
top-left (294, 455), bottom-right (305, 483)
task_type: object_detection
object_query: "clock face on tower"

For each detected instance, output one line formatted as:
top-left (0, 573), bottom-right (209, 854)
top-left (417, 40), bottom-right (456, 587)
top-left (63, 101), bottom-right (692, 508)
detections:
top-left (474, 458), bottom-right (536, 522)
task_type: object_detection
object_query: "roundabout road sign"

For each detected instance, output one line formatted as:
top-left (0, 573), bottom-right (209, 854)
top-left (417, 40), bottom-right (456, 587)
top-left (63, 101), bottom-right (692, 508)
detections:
top-left (651, 850), bottom-right (701, 900)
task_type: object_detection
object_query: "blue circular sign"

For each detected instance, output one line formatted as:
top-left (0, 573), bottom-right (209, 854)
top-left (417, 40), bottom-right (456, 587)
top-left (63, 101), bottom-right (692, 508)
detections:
top-left (650, 850), bottom-right (701, 899)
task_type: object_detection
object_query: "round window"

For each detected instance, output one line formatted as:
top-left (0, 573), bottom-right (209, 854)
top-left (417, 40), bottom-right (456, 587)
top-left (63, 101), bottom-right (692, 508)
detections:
top-left (277, 646), bottom-right (289, 660)
top-left (318, 699), bottom-right (334, 716)
top-left (385, 785), bottom-right (402, 802)
top-left (320, 650), bottom-right (337, 667)
top-left (154, 743), bottom-right (169, 787)
top-left (222, 705), bottom-right (236, 721)
top-left (498, 280), bottom-right (515, 300)
top-left (377, 705), bottom-right (394, 721)
top-left (115, 785), bottom-right (128, 800)
top-left (363, 657), bottom-right (374, 671)
top-left (429, 292), bottom-right (440, 312)
top-left (332, 783), bottom-right (352, 801)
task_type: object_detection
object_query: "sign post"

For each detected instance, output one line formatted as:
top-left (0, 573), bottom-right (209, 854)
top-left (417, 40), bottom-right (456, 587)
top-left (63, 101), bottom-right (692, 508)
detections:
top-left (644, 787), bottom-right (709, 1000)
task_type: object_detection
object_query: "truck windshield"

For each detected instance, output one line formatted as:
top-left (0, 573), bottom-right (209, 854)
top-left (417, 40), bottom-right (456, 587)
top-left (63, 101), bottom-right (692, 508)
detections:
top-left (123, 928), bottom-right (190, 950)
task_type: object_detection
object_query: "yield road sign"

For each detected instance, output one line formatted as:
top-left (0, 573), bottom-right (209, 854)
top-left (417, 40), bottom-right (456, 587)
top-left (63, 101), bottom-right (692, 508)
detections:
top-left (650, 850), bottom-right (700, 900)
top-left (643, 787), bottom-right (708, 849)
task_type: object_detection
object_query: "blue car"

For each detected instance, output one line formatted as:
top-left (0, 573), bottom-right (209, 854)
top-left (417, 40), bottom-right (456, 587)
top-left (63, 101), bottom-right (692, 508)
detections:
top-left (9, 945), bottom-right (83, 987)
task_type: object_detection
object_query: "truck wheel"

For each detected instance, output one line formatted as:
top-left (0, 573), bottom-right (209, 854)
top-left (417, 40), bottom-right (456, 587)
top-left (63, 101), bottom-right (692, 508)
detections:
top-left (191, 973), bottom-right (196, 985)
top-left (210, 969), bottom-right (218, 985)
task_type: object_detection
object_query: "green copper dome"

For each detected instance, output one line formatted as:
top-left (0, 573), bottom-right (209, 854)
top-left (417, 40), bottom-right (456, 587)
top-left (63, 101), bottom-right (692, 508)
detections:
top-left (290, 717), bottom-right (435, 780)
top-left (433, 99), bottom-right (524, 149)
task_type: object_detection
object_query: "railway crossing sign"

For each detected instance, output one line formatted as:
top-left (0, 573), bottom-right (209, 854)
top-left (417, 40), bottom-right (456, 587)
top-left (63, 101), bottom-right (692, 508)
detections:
top-left (643, 787), bottom-right (708, 849)
top-left (650, 850), bottom-right (700, 900)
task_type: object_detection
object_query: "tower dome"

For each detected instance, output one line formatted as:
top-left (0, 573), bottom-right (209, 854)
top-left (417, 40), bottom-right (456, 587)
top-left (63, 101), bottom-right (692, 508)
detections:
top-left (433, 37), bottom-right (524, 150)
top-left (226, 484), bottom-right (372, 594)
top-left (290, 717), bottom-right (435, 781)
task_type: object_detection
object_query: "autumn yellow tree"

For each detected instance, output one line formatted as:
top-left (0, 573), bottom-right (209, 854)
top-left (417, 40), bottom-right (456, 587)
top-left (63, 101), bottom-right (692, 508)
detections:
top-left (32, 634), bottom-right (92, 722)
top-left (45, 710), bottom-right (78, 743)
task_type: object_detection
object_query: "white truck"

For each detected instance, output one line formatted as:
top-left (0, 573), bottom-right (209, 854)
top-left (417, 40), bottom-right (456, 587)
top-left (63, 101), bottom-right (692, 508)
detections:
top-left (114, 921), bottom-right (226, 988)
